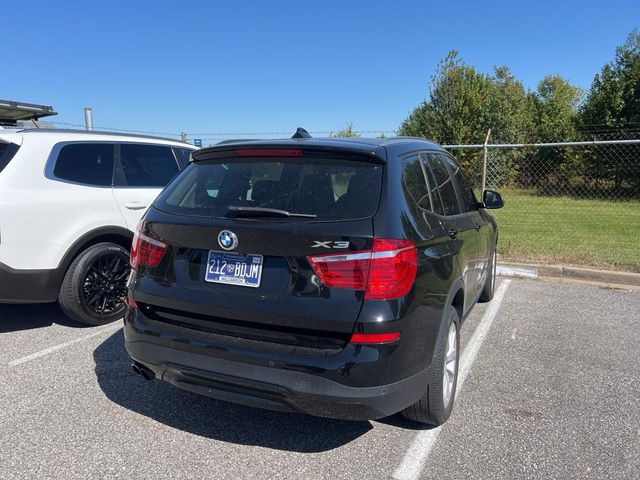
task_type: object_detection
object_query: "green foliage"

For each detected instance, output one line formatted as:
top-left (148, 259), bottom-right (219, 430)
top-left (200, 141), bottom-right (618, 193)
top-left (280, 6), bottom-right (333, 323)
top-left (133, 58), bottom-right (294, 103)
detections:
top-left (399, 51), bottom-right (582, 189)
top-left (534, 75), bottom-right (582, 141)
top-left (522, 75), bottom-right (582, 188)
top-left (581, 30), bottom-right (640, 192)
top-left (398, 52), bottom-right (493, 179)
top-left (329, 122), bottom-right (361, 138)
top-left (398, 51), bottom-right (491, 144)
top-left (582, 29), bottom-right (640, 127)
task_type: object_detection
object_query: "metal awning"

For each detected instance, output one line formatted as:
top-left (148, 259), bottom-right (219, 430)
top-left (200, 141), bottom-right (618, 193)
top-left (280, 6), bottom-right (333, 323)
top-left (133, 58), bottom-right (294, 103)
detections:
top-left (0, 99), bottom-right (57, 126)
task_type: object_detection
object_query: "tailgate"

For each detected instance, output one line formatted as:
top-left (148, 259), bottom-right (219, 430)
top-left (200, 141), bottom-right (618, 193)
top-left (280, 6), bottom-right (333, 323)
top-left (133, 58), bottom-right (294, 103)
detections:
top-left (133, 148), bottom-right (384, 347)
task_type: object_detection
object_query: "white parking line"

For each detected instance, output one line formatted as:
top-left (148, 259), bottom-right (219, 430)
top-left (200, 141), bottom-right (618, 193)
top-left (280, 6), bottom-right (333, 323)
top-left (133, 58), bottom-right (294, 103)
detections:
top-left (392, 279), bottom-right (512, 480)
top-left (8, 322), bottom-right (122, 367)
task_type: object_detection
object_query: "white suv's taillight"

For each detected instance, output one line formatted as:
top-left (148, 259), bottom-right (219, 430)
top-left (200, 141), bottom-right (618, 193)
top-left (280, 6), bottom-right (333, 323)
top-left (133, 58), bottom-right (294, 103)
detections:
top-left (130, 222), bottom-right (167, 271)
top-left (307, 239), bottom-right (417, 300)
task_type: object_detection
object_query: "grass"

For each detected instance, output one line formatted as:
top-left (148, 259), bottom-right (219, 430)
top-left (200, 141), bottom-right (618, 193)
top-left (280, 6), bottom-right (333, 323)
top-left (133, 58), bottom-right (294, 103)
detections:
top-left (491, 189), bottom-right (640, 272)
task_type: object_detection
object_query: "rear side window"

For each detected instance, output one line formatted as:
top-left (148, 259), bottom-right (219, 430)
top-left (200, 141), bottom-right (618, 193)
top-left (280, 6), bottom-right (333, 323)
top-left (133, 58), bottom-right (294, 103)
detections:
top-left (115, 144), bottom-right (179, 187)
top-left (421, 155), bottom-right (445, 216)
top-left (424, 153), bottom-right (460, 216)
top-left (402, 154), bottom-right (431, 210)
top-left (154, 156), bottom-right (383, 221)
top-left (0, 142), bottom-right (20, 174)
top-left (443, 155), bottom-right (477, 213)
top-left (53, 143), bottom-right (114, 186)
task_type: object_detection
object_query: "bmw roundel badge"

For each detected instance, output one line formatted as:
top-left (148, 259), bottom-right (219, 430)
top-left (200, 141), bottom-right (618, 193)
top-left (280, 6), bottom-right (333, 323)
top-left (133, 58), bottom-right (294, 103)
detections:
top-left (218, 230), bottom-right (238, 251)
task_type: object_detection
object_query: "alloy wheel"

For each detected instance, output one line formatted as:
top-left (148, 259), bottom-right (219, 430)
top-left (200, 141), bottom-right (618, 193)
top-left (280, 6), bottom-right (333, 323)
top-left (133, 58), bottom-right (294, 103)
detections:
top-left (442, 321), bottom-right (458, 409)
top-left (491, 249), bottom-right (497, 292)
top-left (81, 252), bottom-right (130, 316)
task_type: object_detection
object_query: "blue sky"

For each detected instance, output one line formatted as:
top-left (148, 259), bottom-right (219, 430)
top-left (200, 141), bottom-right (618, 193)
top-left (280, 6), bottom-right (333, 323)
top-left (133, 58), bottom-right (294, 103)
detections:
top-left (3, 1), bottom-right (639, 141)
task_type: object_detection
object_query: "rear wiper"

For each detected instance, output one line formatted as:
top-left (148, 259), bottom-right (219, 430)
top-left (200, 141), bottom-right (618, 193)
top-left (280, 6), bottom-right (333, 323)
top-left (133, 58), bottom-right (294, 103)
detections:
top-left (226, 205), bottom-right (317, 219)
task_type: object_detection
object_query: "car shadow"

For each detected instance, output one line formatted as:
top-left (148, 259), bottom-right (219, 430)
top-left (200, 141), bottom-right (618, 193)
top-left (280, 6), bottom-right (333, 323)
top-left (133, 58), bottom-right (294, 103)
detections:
top-left (376, 413), bottom-right (437, 431)
top-left (0, 303), bottom-right (90, 333)
top-left (93, 330), bottom-right (374, 453)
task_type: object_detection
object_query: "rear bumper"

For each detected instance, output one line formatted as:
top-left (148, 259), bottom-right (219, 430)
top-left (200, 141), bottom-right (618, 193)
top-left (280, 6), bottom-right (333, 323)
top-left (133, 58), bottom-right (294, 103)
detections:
top-left (124, 309), bottom-right (431, 420)
top-left (0, 262), bottom-right (62, 303)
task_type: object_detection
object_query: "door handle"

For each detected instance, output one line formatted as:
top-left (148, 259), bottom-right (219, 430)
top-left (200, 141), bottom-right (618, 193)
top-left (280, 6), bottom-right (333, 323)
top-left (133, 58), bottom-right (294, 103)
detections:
top-left (474, 223), bottom-right (481, 231)
top-left (123, 202), bottom-right (148, 211)
top-left (448, 228), bottom-right (459, 239)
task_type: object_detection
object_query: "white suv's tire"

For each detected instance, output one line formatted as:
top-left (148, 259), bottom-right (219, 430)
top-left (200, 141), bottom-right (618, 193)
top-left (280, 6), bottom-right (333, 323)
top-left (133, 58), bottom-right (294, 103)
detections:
top-left (58, 242), bottom-right (130, 325)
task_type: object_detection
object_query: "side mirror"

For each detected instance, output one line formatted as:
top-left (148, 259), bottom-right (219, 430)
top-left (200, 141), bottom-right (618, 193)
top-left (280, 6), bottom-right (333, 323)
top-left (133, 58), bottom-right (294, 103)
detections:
top-left (483, 189), bottom-right (504, 209)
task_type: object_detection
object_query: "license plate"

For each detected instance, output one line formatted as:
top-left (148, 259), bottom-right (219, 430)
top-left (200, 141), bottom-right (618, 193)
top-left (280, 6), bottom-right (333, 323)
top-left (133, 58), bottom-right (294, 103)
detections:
top-left (205, 251), bottom-right (263, 288)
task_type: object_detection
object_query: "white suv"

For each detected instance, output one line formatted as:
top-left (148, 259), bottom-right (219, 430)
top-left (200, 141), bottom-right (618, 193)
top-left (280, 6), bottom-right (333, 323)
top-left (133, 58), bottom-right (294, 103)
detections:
top-left (0, 129), bottom-right (195, 324)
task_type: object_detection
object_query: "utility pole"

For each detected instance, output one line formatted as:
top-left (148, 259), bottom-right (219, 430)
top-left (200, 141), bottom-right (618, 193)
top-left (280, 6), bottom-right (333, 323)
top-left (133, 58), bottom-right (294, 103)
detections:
top-left (84, 107), bottom-right (94, 131)
top-left (481, 129), bottom-right (491, 193)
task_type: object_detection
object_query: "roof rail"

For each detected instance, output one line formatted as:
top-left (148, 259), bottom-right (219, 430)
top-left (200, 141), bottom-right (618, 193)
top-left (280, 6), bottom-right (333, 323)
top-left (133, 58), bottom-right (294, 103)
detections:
top-left (16, 128), bottom-right (189, 144)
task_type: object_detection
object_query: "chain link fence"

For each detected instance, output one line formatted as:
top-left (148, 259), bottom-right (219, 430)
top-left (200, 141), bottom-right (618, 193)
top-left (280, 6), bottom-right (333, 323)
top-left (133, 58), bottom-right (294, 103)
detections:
top-left (446, 135), bottom-right (640, 272)
top-left (12, 120), bottom-right (639, 271)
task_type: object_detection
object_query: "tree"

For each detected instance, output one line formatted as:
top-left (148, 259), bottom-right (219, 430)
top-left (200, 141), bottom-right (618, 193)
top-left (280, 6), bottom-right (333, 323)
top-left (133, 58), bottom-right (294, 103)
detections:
top-left (399, 52), bottom-right (492, 179)
top-left (525, 75), bottom-right (582, 189)
top-left (535, 75), bottom-right (582, 141)
top-left (329, 122), bottom-right (361, 138)
top-left (485, 67), bottom-right (538, 187)
top-left (487, 66), bottom-right (537, 144)
top-left (581, 29), bottom-right (640, 192)
top-left (398, 51), bottom-right (535, 185)
top-left (582, 29), bottom-right (640, 128)
top-left (399, 51), bottom-right (492, 145)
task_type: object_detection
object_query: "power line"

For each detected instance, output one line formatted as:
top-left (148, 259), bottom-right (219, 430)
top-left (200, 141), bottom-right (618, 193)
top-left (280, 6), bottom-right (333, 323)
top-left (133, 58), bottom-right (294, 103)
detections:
top-left (46, 122), bottom-right (396, 138)
top-left (187, 130), bottom-right (397, 136)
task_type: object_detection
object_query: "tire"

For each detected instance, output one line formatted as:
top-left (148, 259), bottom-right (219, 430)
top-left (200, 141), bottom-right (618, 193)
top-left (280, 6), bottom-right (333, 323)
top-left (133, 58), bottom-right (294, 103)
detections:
top-left (479, 246), bottom-right (497, 303)
top-left (401, 307), bottom-right (460, 425)
top-left (58, 242), bottom-right (130, 325)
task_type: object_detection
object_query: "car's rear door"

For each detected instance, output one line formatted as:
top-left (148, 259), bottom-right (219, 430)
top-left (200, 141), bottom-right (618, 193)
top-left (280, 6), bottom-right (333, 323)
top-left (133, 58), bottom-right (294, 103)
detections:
top-left (135, 148), bottom-right (384, 346)
top-left (423, 153), bottom-right (480, 311)
top-left (399, 152), bottom-right (459, 298)
top-left (443, 154), bottom-right (492, 290)
top-left (112, 143), bottom-right (182, 230)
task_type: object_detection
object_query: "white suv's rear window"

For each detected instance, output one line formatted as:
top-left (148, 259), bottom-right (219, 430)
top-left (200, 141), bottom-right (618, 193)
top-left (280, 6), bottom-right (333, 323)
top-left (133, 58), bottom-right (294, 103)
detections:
top-left (0, 142), bottom-right (20, 174)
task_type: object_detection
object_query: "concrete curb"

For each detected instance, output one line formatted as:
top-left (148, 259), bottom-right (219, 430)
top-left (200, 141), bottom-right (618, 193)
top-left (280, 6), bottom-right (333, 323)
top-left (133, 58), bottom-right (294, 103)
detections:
top-left (497, 262), bottom-right (640, 287)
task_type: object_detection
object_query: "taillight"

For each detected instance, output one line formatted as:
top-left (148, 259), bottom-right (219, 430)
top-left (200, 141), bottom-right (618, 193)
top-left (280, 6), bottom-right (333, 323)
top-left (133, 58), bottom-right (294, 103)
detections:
top-left (234, 149), bottom-right (302, 157)
top-left (365, 239), bottom-right (417, 299)
top-left (350, 332), bottom-right (401, 344)
top-left (307, 252), bottom-right (370, 290)
top-left (130, 222), bottom-right (167, 271)
top-left (307, 239), bottom-right (417, 300)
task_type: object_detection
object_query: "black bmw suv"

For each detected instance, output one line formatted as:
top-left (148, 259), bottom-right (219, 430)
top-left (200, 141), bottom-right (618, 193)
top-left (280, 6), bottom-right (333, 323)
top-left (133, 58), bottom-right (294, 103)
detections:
top-left (124, 130), bottom-right (504, 425)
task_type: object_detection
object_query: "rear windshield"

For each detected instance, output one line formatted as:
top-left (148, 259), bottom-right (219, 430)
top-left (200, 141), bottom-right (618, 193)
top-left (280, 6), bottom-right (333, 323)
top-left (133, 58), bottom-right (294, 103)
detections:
top-left (154, 156), bottom-right (383, 221)
top-left (0, 142), bottom-right (20, 174)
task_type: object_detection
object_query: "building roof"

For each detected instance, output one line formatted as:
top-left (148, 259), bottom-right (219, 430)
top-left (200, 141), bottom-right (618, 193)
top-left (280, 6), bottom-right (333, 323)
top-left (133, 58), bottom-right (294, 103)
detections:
top-left (0, 99), bottom-right (57, 126)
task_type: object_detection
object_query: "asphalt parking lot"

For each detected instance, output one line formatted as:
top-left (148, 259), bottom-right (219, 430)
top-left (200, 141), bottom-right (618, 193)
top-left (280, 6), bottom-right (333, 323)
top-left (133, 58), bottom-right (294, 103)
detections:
top-left (1, 278), bottom-right (639, 480)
